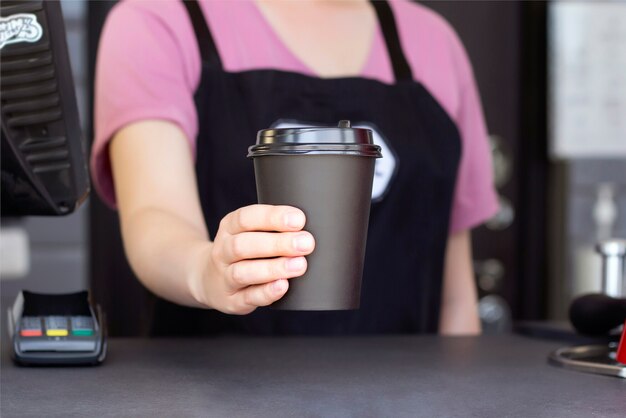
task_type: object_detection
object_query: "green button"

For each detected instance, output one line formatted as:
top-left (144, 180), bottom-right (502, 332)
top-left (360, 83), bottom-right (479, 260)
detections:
top-left (72, 330), bottom-right (93, 336)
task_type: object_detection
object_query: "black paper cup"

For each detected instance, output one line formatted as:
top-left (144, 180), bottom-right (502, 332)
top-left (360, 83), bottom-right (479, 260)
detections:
top-left (247, 121), bottom-right (382, 310)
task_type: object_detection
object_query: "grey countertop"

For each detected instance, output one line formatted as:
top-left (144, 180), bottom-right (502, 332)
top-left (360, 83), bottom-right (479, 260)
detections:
top-left (1, 335), bottom-right (624, 417)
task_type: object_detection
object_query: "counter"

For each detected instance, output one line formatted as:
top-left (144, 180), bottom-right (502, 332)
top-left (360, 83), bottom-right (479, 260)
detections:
top-left (1, 335), bottom-right (624, 417)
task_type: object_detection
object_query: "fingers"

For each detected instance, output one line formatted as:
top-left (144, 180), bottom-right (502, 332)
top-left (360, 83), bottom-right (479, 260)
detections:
top-left (211, 204), bottom-right (312, 315)
top-left (223, 231), bottom-right (315, 263)
top-left (227, 256), bottom-right (307, 289)
top-left (238, 279), bottom-right (289, 309)
top-left (222, 205), bottom-right (306, 235)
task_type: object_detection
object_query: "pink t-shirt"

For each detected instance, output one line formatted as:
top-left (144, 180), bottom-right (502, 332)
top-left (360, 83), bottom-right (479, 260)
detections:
top-left (92, 0), bottom-right (498, 233)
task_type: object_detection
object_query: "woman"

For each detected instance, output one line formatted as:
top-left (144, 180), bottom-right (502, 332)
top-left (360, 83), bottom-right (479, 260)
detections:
top-left (91, 0), bottom-right (498, 335)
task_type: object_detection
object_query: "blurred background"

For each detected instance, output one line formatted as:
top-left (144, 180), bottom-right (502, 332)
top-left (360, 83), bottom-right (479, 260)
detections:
top-left (1, 0), bottom-right (625, 336)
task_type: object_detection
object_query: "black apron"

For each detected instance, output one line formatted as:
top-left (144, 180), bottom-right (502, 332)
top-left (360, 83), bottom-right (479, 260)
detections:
top-left (150, 0), bottom-right (461, 335)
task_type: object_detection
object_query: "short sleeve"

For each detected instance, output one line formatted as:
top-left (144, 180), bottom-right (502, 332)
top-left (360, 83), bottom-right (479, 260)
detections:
top-left (90, 1), bottom-right (201, 208)
top-left (446, 29), bottom-right (499, 233)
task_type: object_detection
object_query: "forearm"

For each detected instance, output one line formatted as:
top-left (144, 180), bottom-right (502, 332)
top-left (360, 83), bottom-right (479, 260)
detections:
top-left (110, 121), bottom-right (214, 308)
top-left (439, 292), bottom-right (481, 335)
top-left (120, 206), bottom-right (211, 308)
top-left (439, 230), bottom-right (481, 335)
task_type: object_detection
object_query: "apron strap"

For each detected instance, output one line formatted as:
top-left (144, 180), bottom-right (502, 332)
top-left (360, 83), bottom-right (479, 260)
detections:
top-left (370, 0), bottom-right (414, 82)
top-left (182, 0), bottom-right (223, 70)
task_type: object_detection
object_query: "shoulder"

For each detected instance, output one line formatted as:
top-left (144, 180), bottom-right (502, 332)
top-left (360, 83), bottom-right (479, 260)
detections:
top-left (390, 0), bottom-right (457, 38)
top-left (105, 0), bottom-right (226, 39)
top-left (389, 0), bottom-right (474, 119)
top-left (106, 0), bottom-right (188, 25)
top-left (102, 0), bottom-right (192, 50)
top-left (100, 0), bottom-right (201, 90)
top-left (390, 0), bottom-right (468, 68)
top-left (102, 0), bottom-right (193, 47)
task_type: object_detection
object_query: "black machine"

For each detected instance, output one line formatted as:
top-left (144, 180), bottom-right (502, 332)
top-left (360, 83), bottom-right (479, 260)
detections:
top-left (1, 0), bottom-right (89, 216)
top-left (1, 1), bottom-right (104, 365)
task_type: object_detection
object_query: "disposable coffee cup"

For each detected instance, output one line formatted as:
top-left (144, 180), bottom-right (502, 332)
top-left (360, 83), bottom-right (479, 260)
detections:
top-left (247, 120), bottom-right (382, 310)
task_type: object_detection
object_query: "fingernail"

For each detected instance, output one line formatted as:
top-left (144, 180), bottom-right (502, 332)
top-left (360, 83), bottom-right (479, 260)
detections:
top-left (293, 234), bottom-right (313, 252)
top-left (273, 279), bottom-right (287, 293)
top-left (285, 211), bottom-right (305, 229)
top-left (286, 257), bottom-right (306, 272)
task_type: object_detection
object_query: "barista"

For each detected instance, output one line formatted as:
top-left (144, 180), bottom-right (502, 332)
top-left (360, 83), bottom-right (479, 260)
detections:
top-left (91, 0), bottom-right (498, 335)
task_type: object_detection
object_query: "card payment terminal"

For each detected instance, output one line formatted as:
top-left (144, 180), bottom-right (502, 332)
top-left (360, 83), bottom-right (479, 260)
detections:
top-left (7, 291), bottom-right (107, 366)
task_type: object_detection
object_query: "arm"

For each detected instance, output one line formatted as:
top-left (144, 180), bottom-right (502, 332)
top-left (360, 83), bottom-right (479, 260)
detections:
top-left (439, 230), bottom-right (481, 335)
top-left (110, 120), bottom-right (314, 313)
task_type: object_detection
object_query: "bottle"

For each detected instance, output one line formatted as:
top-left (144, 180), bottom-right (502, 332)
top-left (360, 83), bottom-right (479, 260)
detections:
top-left (573, 183), bottom-right (618, 296)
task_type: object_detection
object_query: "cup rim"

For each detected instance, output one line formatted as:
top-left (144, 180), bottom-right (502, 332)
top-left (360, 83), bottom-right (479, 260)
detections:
top-left (247, 143), bottom-right (382, 158)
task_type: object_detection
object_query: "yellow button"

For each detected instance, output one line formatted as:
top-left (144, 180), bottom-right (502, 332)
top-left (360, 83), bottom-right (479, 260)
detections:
top-left (46, 329), bottom-right (68, 337)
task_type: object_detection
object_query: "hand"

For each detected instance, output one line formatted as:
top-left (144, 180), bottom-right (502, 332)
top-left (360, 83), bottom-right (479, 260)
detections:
top-left (192, 205), bottom-right (315, 314)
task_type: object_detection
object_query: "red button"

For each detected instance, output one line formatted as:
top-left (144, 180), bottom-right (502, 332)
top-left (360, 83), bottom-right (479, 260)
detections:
top-left (617, 320), bottom-right (626, 365)
top-left (20, 329), bottom-right (42, 337)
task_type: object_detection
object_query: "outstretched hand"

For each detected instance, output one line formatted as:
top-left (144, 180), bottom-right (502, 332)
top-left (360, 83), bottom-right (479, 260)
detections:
top-left (194, 204), bottom-right (315, 314)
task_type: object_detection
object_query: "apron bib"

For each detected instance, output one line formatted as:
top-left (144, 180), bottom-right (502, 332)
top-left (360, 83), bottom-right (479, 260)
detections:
top-left (151, 0), bottom-right (461, 335)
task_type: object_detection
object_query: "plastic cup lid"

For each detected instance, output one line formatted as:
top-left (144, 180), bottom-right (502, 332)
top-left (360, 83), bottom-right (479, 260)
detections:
top-left (248, 120), bottom-right (382, 158)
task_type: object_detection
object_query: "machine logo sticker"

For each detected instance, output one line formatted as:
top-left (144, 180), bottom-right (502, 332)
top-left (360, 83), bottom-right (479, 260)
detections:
top-left (271, 120), bottom-right (397, 202)
top-left (0, 14), bottom-right (43, 50)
